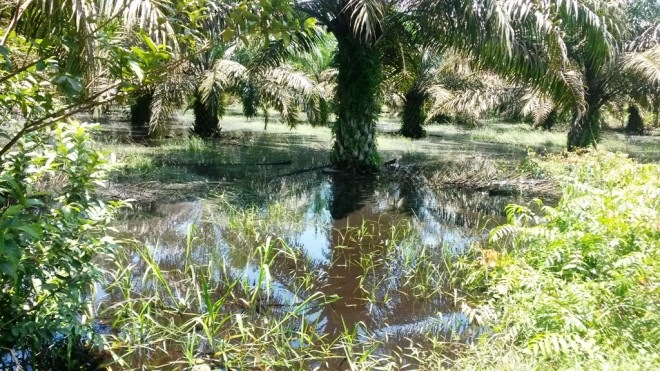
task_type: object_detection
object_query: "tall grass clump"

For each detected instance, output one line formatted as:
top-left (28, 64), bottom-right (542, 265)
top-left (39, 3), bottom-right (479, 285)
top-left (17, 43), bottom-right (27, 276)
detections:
top-left (446, 150), bottom-right (659, 369)
top-left (102, 226), bottom-right (401, 369)
top-left (101, 196), bottom-right (476, 368)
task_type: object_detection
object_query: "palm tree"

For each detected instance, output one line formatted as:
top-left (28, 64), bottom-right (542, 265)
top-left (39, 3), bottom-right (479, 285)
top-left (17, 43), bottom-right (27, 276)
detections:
top-left (196, 53), bottom-right (329, 135)
top-left (286, 0), bottom-right (617, 171)
top-left (0, 0), bottom-right (193, 136)
top-left (383, 50), bottom-right (515, 133)
top-left (498, 1), bottom-right (660, 146)
top-left (294, 1), bottom-right (389, 172)
top-left (380, 42), bottom-right (435, 138)
top-left (287, 32), bottom-right (338, 126)
top-left (0, 0), bottom-right (195, 152)
top-left (561, 1), bottom-right (659, 148)
top-left (119, 0), bottom-right (211, 139)
top-left (623, 27), bottom-right (660, 131)
top-left (3, 0), bottom-right (187, 77)
top-left (370, 17), bottom-right (430, 138)
top-left (142, 38), bottom-right (331, 138)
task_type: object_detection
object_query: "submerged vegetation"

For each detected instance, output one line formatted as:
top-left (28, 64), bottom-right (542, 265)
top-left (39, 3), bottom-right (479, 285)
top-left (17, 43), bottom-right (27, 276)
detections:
top-left (101, 145), bottom-right (659, 369)
top-left (0, 0), bottom-right (659, 369)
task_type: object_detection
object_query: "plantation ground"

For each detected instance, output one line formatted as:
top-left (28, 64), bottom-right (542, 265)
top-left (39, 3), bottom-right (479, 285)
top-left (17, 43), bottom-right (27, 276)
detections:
top-left (94, 112), bottom-right (659, 369)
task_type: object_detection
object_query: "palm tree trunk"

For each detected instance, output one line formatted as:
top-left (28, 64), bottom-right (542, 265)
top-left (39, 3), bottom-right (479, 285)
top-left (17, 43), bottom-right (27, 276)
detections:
top-left (330, 35), bottom-right (382, 173)
top-left (191, 94), bottom-right (220, 138)
top-left (625, 104), bottom-right (645, 135)
top-left (567, 63), bottom-right (607, 150)
top-left (538, 109), bottom-right (557, 131)
top-left (567, 109), bottom-right (601, 150)
top-left (653, 97), bottom-right (659, 127)
top-left (130, 91), bottom-right (153, 141)
top-left (401, 87), bottom-right (427, 139)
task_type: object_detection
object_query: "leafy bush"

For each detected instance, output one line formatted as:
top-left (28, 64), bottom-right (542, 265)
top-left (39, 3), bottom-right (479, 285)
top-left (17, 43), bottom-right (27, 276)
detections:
top-left (453, 151), bottom-right (659, 369)
top-left (0, 122), bottom-right (123, 364)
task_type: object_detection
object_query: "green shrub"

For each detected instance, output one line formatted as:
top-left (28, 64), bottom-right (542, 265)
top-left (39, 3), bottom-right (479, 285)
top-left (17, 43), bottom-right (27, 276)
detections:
top-left (453, 151), bottom-right (659, 369)
top-left (0, 122), bottom-right (124, 365)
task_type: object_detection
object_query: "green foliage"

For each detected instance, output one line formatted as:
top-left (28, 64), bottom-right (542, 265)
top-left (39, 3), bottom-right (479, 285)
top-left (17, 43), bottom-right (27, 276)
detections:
top-left (223, 1), bottom-right (317, 47)
top-left (0, 11), bottom-right (175, 158)
top-left (455, 150), bottom-right (659, 368)
top-left (0, 122), bottom-right (124, 362)
top-left (0, 1), bottom-right (180, 363)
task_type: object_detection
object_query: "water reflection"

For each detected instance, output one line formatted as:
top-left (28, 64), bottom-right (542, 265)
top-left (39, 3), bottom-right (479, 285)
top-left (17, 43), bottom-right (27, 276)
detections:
top-left (112, 167), bottom-right (519, 355)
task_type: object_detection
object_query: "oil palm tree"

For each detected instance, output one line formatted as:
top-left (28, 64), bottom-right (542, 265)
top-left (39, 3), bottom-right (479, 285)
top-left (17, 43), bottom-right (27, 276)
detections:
top-left (119, 0), bottom-right (217, 138)
top-left (2, 0), bottom-right (186, 82)
top-left (0, 0), bottom-right (194, 137)
top-left (410, 1), bottom-right (659, 147)
top-left (127, 1), bottom-right (333, 138)
top-left (561, 3), bottom-right (653, 148)
top-left (501, 1), bottom-right (660, 145)
top-left (378, 22), bottom-right (436, 139)
top-left (382, 48), bottom-right (516, 134)
top-left (142, 39), bottom-right (331, 138)
top-left (0, 0), bottom-right (192, 149)
top-left (292, 0), bottom-right (393, 172)
top-left (195, 52), bottom-right (330, 136)
top-left (425, 60), bottom-right (512, 128)
top-left (622, 26), bottom-right (660, 131)
top-left (286, 0), bottom-right (617, 171)
top-left (286, 32), bottom-right (338, 126)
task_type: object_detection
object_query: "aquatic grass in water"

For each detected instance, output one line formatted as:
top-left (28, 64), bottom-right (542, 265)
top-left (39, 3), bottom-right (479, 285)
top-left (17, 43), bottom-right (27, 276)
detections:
top-left (102, 230), bottom-right (391, 368)
top-left (99, 129), bottom-right (580, 368)
top-left (100, 194), bottom-right (486, 369)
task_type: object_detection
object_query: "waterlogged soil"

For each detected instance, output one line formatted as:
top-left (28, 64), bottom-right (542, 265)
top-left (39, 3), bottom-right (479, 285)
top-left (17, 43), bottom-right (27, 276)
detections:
top-left (98, 118), bottom-right (541, 367)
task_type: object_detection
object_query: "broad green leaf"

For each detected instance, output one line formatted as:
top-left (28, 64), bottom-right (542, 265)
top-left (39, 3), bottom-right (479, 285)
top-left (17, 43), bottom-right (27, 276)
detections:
top-left (16, 225), bottom-right (42, 239)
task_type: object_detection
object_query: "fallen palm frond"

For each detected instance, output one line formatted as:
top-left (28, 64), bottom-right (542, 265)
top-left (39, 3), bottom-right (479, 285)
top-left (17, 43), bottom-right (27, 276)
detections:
top-left (426, 157), bottom-right (560, 200)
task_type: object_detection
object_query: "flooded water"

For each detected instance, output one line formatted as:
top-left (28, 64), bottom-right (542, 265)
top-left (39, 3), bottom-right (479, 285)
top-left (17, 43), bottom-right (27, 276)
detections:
top-left (96, 120), bottom-right (538, 368)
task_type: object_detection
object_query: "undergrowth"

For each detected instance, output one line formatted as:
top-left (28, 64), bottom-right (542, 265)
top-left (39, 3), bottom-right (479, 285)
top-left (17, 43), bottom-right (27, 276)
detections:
top-left (445, 150), bottom-right (659, 369)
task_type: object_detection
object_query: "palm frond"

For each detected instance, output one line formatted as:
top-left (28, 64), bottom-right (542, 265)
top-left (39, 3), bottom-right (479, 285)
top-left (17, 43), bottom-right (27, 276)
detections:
top-left (410, 0), bottom-right (616, 117)
top-left (255, 66), bottom-right (325, 126)
top-left (627, 24), bottom-right (660, 52)
top-left (149, 67), bottom-right (194, 134)
top-left (519, 90), bottom-right (557, 127)
top-left (98, 0), bottom-right (177, 45)
top-left (196, 58), bottom-right (247, 119)
top-left (424, 85), bottom-right (453, 123)
top-left (317, 67), bottom-right (338, 101)
top-left (623, 46), bottom-right (660, 86)
top-left (345, 0), bottom-right (389, 43)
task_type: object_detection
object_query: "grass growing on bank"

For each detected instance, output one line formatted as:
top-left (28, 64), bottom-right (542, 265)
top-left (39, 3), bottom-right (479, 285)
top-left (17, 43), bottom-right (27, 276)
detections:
top-left (423, 122), bottom-right (659, 161)
top-left (441, 150), bottom-right (660, 369)
top-left (101, 117), bottom-right (659, 193)
top-left (106, 135), bottom-right (328, 183)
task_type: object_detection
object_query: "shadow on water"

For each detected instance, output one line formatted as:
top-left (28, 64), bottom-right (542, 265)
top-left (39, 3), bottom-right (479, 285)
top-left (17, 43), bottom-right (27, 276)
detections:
top-left (107, 145), bottom-right (523, 366)
top-left (90, 114), bottom-right (551, 366)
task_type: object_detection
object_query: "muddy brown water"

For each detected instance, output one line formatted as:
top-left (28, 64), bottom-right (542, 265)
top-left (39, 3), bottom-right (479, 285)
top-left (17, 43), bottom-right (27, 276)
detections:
top-left (95, 119), bottom-right (536, 367)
